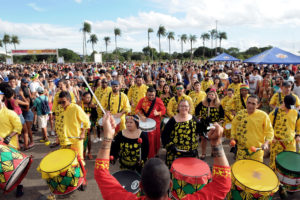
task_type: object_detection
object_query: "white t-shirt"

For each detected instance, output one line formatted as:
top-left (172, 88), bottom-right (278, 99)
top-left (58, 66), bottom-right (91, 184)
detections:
top-left (249, 74), bottom-right (262, 93)
top-left (29, 81), bottom-right (41, 93)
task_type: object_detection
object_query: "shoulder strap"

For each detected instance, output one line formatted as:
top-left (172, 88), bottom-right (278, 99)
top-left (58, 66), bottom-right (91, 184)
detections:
top-left (273, 108), bottom-right (279, 127)
top-left (278, 92), bottom-right (282, 104)
top-left (240, 94), bottom-right (246, 109)
top-left (108, 92), bottom-right (112, 111)
top-left (142, 98), bottom-right (156, 117)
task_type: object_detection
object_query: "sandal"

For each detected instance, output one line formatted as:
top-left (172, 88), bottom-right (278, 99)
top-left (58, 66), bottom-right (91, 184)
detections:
top-left (200, 154), bottom-right (206, 160)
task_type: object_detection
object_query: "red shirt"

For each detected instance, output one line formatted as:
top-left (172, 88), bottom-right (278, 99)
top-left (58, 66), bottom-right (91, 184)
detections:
top-left (94, 159), bottom-right (231, 200)
top-left (135, 97), bottom-right (166, 122)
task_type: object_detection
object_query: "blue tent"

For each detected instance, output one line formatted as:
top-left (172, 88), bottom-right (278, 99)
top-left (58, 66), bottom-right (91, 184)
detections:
top-left (209, 53), bottom-right (240, 62)
top-left (243, 47), bottom-right (300, 64)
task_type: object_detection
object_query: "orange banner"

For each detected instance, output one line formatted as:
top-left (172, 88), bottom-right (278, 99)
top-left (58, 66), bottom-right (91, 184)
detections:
top-left (12, 49), bottom-right (57, 55)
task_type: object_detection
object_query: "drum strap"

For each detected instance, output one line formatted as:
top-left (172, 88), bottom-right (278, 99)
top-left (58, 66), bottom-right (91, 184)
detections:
top-left (141, 98), bottom-right (156, 117)
top-left (240, 94), bottom-right (246, 109)
top-left (278, 92), bottom-right (282, 104)
top-left (108, 92), bottom-right (122, 113)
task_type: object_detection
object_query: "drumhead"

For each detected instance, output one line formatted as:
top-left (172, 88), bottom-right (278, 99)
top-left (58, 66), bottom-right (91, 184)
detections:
top-left (98, 117), bottom-right (121, 126)
top-left (5, 157), bottom-right (30, 190)
top-left (276, 151), bottom-right (300, 174)
top-left (232, 159), bottom-right (279, 192)
top-left (39, 149), bottom-right (76, 173)
top-left (139, 118), bottom-right (156, 129)
top-left (170, 157), bottom-right (211, 185)
top-left (112, 170), bottom-right (141, 194)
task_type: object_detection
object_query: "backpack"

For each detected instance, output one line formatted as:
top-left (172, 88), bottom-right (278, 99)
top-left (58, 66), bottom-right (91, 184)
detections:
top-left (38, 96), bottom-right (50, 115)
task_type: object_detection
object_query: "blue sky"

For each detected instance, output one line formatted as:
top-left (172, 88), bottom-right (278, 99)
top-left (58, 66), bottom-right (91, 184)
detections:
top-left (0, 0), bottom-right (300, 55)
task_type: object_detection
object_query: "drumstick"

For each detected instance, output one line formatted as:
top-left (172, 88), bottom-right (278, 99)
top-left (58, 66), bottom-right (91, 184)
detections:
top-left (250, 146), bottom-right (264, 152)
top-left (80, 75), bottom-right (106, 114)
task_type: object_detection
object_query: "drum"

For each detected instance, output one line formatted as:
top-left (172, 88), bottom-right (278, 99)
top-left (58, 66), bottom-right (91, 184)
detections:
top-left (112, 170), bottom-right (141, 194)
top-left (98, 117), bottom-right (121, 126)
top-left (37, 149), bottom-right (85, 195)
top-left (170, 157), bottom-right (211, 199)
top-left (0, 142), bottom-right (32, 193)
top-left (139, 118), bottom-right (156, 132)
top-left (275, 151), bottom-right (300, 192)
top-left (227, 159), bottom-right (279, 200)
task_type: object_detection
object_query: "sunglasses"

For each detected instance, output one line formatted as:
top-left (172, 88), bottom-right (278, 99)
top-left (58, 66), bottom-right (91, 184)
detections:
top-left (176, 87), bottom-right (184, 90)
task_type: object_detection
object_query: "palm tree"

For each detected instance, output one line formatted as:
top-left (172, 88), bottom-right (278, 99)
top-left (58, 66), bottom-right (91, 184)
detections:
top-left (217, 32), bottom-right (227, 52)
top-left (189, 34), bottom-right (197, 60)
top-left (167, 31), bottom-right (175, 55)
top-left (81, 22), bottom-right (91, 61)
top-left (209, 29), bottom-right (217, 56)
top-left (147, 28), bottom-right (153, 49)
top-left (88, 34), bottom-right (98, 52)
top-left (157, 25), bottom-right (166, 53)
top-left (114, 28), bottom-right (121, 51)
top-left (0, 40), bottom-right (2, 48)
top-left (200, 33), bottom-right (210, 57)
top-left (11, 35), bottom-right (20, 50)
top-left (180, 34), bottom-right (187, 54)
top-left (104, 37), bottom-right (110, 53)
top-left (2, 34), bottom-right (10, 55)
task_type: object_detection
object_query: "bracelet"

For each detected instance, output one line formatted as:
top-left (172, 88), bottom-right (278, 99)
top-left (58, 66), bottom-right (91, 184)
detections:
top-left (211, 144), bottom-right (225, 158)
top-left (100, 137), bottom-right (114, 142)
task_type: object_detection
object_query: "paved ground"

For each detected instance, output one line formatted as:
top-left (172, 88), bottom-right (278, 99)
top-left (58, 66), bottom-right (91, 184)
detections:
top-left (1, 133), bottom-right (299, 200)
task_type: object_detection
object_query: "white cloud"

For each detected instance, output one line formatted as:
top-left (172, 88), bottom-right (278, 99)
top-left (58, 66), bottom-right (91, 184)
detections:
top-left (74, 0), bottom-right (82, 3)
top-left (27, 3), bottom-right (44, 12)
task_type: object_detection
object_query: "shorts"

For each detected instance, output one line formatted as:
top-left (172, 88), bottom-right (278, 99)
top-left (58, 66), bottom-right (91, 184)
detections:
top-left (19, 114), bottom-right (25, 125)
top-left (37, 115), bottom-right (48, 129)
top-left (22, 109), bottom-right (34, 122)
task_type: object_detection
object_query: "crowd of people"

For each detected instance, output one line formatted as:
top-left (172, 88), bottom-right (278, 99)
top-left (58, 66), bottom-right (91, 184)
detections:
top-left (0, 60), bottom-right (300, 199)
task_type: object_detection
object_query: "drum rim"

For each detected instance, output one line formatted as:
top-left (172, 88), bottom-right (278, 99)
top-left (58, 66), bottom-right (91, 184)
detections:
top-left (275, 151), bottom-right (300, 175)
top-left (39, 149), bottom-right (76, 173)
top-left (4, 156), bottom-right (30, 191)
top-left (232, 159), bottom-right (279, 193)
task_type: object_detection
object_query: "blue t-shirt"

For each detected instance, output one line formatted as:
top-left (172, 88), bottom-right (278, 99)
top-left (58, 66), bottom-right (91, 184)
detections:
top-left (33, 95), bottom-right (49, 116)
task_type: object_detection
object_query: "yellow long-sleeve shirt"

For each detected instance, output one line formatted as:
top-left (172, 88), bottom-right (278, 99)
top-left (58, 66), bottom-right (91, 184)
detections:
top-left (201, 80), bottom-right (214, 92)
top-left (231, 109), bottom-right (274, 149)
top-left (269, 108), bottom-right (300, 140)
top-left (167, 94), bottom-right (194, 117)
top-left (188, 91), bottom-right (207, 107)
top-left (52, 91), bottom-right (76, 112)
top-left (229, 94), bottom-right (249, 113)
top-left (59, 103), bottom-right (90, 146)
top-left (127, 84), bottom-right (148, 114)
top-left (101, 92), bottom-right (131, 131)
top-left (221, 95), bottom-right (234, 121)
top-left (269, 92), bottom-right (300, 108)
top-left (0, 106), bottom-right (22, 149)
top-left (228, 83), bottom-right (241, 95)
top-left (93, 86), bottom-right (112, 120)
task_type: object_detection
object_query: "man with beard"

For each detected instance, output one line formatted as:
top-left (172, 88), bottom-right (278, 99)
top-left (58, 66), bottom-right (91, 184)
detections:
top-left (230, 84), bottom-right (250, 116)
top-left (167, 82), bottom-right (194, 117)
top-left (128, 75), bottom-right (148, 114)
top-left (136, 87), bottom-right (166, 158)
top-left (201, 73), bottom-right (214, 92)
top-left (270, 81), bottom-right (300, 109)
top-left (93, 78), bottom-right (112, 142)
top-left (228, 74), bottom-right (242, 95)
top-left (101, 80), bottom-right (131, 131)
top-left (231, 95), bottom-right (274, 162)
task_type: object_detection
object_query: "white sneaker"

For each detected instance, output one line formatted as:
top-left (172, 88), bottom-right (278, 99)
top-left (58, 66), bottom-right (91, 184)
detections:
top-left (93, 138), bottom-right (100, 143)
top-left (50, 131), bottom-right (55, 136)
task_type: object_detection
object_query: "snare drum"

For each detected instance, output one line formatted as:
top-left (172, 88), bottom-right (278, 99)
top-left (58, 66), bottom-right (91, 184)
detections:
top-left (227, 159), bottom-right (279, 200)
top-left (170, 157), bottom-right (211, 199)
top-left (98, 117), bottom-right (121, 126)
top-left (37, 149), bottom-right (85, 195)
top-left (139, 118), bottom-right (156, 132)
top-left (275, 151), bottom-right (300, 192)
top-left (0, 142), bottom-right (32, 193)
top-left (112, 170), bottom-right (141, 194)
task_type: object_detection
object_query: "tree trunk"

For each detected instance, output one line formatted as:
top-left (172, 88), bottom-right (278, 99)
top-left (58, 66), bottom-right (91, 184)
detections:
top-left (4, 44), bottom-right (7, 56)
top-left (148, 32), bottom-right (150, 49)
top-left (169, 39), bottom-right (171, 55)
top-left (159, 35), bottom-right (161, 53)
top-left (202, 40), bottom-right (205, 58)
top-left (181, 40), bottom-right (183, 54)
top-left (115, 35), bottom-right (117, 51)
top-left (190, 41), bottom-right (193, 61)
top-left (82, 32), bottom-right (85, 62)
top-left (14, 43), bottom-right (16, 50)
top-left (105, 43), bottom-right (108, 53)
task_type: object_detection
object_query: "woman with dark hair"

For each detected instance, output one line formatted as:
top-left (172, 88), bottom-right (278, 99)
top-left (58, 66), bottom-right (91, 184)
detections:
top-left (195, 88), bottom-right (224, 160)
top-left (211, 76), bottom-right (224, 99)
top-left (110, 115), bottom-right (149, 173)
top-left (160, 84), bottom-right (173, 108)
top-left (79, 92), bottom-right (97, 160)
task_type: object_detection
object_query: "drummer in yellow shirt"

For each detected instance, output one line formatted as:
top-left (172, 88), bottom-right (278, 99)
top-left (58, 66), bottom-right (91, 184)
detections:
top-left (57, 91), bottom-right (90, 164)
top-left (101, 80), bottom-right (131, 131)
top-left (0, 90), bottom-right (22, 149)
top-left (167, 82), bottom-right (194, 117)
top-left (269, 81), bottom-right (300, 109)
top-left (229, 84), bottom-right (250, 116)
top-left (231, 95), bottom-right (274, 162)
top-left (220, 88), bottom-right (234, 138)
top-left (188, 81), bottom-right (206, 107)
top-left (127, 75), bottom-right (148, 114)
top-left (269, 95), bottom-right (300, 170)
top-left (201, 73), bottom-right (214, 92)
